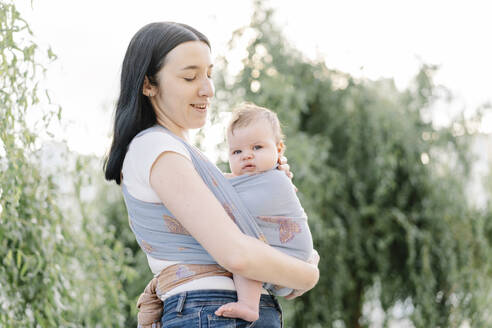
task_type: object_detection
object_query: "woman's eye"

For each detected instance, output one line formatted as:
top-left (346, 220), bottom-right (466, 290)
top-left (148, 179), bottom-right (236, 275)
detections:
top-left (232, 150), bottom-right (241, 155)
top-left (184, 77), bottom-right (196, 82)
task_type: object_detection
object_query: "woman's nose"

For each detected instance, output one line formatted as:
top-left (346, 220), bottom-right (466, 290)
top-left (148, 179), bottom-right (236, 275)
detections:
top-left (198, 77), bottom-right (214, 97)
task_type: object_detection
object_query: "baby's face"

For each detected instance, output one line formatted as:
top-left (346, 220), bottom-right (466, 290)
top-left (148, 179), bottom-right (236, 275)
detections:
top-left (228, 119), bottom-right (282, 176)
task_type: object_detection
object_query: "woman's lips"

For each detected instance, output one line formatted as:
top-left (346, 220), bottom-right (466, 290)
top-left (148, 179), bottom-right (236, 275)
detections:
top-left (191, 103), bottom-right (208, 113)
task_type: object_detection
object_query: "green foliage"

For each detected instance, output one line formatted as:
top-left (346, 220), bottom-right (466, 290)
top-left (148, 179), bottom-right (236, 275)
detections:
top-left (71, 155), bottom-right (153, 327)
top-left (0, 1), bottom-right (138, 326)
top-left (0, 2), bottom-right (68, 326)
top-left (214, 1), bottom-right (492, 327)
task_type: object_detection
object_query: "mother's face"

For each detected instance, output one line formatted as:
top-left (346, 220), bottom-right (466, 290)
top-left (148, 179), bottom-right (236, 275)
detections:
top-left (148, 41), bottom-right (214, 138)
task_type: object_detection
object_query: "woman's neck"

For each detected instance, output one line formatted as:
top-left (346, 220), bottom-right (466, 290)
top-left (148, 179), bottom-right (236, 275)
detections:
top-left (156, 117), bottom-right (190, 142)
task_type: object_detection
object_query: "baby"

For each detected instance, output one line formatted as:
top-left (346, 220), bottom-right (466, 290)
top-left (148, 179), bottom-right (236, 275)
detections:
top-left (215, 103), bottom-right (314, 321)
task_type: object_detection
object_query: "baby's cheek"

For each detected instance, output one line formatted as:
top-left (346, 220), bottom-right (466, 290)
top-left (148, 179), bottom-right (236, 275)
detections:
top-left (272, 153), bottom-right (280, 165)
top-left (228, 158), bottom-right (235, 173)
top-left (230, 159), bottom-right (241, 175)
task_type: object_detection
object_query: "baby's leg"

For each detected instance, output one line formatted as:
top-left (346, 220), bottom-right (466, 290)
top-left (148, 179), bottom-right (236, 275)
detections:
top-left (215, 274), bottom-right (262, 322)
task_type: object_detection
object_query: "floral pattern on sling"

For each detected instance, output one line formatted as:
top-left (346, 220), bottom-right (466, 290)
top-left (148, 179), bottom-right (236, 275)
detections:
top-left (258, 216), bottom-right (301, 244)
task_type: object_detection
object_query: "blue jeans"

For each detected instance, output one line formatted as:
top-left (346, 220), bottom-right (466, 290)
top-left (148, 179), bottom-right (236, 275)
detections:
top-left (160, 290), bottom-right (283, 328)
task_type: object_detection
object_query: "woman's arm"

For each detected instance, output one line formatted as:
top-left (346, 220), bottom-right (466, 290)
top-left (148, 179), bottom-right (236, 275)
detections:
top-left (150, 151), bottom-right (319, 291)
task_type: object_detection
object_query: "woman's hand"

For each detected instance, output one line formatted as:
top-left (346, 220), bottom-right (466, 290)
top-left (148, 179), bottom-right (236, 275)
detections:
top-left (277, 156), bottom-right (297, 191)
top-left (285, 249), bottom-right (320, 300)
top-left (277, 156), bottom-right (293, 179)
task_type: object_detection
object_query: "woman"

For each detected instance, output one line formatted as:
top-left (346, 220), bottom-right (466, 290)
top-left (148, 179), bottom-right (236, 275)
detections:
top-left (104, 22), bottom-right (319, 327)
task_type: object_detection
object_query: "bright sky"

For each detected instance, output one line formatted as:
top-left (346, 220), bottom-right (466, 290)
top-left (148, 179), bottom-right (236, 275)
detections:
top-left (17, 0), bottom-right (492, 157)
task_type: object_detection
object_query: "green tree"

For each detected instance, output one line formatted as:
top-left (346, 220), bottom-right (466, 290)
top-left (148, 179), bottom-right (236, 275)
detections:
top-left (0, 1), bottom-right (135, 326)
top-left (213, 1), bottom-right (492, 327)
top-left (72, 154), bottom-right (153, 327)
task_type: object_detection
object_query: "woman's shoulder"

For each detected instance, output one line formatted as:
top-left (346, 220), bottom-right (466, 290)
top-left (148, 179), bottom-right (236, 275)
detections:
top-left (129, 126), bottom-right (191, 159)
top-left (133, 125), bottom-right (175, 142)
top-left (123, 125), bottom-right (191, 179)
top-left (122, 126), bottom-right (192, 202)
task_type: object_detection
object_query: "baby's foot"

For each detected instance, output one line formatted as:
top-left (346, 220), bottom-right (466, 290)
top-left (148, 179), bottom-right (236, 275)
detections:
top-left (215, 301), bottom-right (259, 322)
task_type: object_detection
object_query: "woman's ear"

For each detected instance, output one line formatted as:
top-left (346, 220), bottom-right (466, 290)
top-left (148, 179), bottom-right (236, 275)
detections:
top-left (277, 141), bottom-right (285, 156)
top-left (142, 76), bottom-right (156, 97)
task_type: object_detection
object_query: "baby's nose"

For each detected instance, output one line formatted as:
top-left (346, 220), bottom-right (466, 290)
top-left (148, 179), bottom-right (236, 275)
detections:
top-left (241, 151), bottom-right (253, 160)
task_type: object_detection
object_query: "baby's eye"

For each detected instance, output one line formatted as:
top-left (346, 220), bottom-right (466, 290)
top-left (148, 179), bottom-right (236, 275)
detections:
top-left (232, 150), bottom-right (241, 155)
top-left (253, 145), bottom-right (263, 150)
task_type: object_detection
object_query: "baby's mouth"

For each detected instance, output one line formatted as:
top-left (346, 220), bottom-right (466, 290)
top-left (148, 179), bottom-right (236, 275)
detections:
top-left (242, 164), bottom-right (256, 171)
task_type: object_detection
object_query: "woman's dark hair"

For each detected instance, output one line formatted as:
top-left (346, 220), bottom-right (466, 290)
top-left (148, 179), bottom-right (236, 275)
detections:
top-left (104, 22), bottom-right (210, 184)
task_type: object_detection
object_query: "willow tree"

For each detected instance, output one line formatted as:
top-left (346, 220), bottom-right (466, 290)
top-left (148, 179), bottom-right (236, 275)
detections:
top-left (0, 1), bottom-right (132, 326)
top-left (213, 1), bottom-right (492, 327)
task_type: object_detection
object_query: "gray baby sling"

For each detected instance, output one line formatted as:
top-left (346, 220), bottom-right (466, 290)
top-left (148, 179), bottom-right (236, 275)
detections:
top-left (122, 125), bottom-right (313, 296)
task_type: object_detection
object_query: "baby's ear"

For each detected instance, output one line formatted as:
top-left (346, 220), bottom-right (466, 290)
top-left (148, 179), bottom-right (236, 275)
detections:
top-left (277, 141), bottom-right (285, 156)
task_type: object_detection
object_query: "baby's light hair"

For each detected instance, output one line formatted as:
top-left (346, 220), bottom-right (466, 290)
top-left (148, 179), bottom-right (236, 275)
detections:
top-left (227, 102), bottom-right (285, 144)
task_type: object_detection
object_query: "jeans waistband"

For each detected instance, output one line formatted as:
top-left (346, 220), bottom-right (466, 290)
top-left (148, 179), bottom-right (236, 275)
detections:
top-left (163, 289), bottom-right (279, 313)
